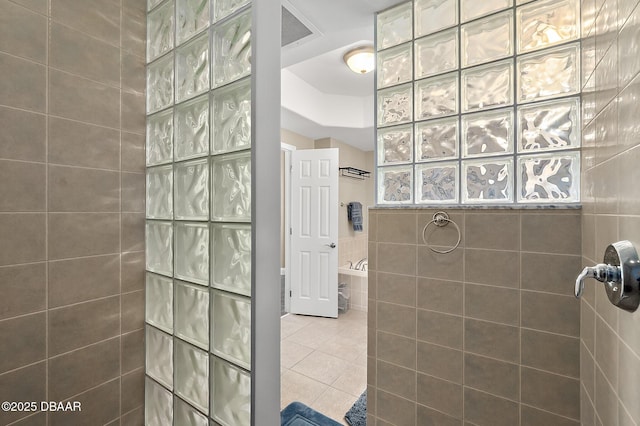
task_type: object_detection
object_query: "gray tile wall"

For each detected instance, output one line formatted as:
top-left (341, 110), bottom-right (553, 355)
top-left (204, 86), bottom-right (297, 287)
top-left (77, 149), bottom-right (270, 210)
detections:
top-left (581, 0), bottom-right (640, 424)
top-left (367, 208), bottom-right (582, 425)
top-left (0, 0), bottom-right (146, 424)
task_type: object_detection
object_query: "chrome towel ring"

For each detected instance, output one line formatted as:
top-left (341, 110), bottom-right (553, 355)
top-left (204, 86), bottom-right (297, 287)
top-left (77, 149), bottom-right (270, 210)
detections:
top-left (422, 211), bottom-right (461, 254)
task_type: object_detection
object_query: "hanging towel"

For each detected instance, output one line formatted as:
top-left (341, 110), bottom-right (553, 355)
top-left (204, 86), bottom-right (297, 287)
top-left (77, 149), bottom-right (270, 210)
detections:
top-left (347, 202), bottom-right (363, 232)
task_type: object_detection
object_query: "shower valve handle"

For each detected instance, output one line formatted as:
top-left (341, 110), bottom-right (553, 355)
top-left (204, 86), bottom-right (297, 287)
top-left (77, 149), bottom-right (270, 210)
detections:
top-left (574, 264), bottom-right (620, 298)
top-left (575, 241), bottom-right (640, 312)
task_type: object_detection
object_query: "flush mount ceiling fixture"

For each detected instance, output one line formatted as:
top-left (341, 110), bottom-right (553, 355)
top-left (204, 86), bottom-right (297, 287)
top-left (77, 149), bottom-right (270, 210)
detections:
top-left (343, 46), bottom-right (375, 74)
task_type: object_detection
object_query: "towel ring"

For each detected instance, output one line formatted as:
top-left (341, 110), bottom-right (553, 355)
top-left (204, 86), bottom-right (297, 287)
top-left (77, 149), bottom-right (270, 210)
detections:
top-left (422, 211), bottom-right (461, 254)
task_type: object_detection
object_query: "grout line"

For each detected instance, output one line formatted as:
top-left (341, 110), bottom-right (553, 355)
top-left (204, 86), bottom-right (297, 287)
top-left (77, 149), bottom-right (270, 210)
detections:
top-left (44, 3), bottom-right (50, 423)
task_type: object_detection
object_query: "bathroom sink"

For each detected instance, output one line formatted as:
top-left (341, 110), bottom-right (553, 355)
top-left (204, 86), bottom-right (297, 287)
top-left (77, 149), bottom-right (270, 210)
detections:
top-left (338, 266), bottom-right (368, 277)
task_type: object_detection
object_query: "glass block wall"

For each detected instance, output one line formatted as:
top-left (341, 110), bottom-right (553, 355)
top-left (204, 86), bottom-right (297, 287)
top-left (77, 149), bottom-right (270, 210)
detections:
top-left (145, 0), bottom-right (253, 424)
top-left (375, 0), bottom-right (581, 205)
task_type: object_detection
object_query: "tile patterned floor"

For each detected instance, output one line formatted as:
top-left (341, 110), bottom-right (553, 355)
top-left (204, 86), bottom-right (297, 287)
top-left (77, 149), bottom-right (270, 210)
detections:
top-left (281, 309), bottom-right (367, 425)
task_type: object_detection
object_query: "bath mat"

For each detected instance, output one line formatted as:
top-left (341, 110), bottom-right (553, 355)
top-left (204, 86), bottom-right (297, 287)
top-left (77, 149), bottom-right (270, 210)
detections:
top-left (281, 401), bottom-right (343, 426)
top-left (344, 391), bottom-right (366, 426)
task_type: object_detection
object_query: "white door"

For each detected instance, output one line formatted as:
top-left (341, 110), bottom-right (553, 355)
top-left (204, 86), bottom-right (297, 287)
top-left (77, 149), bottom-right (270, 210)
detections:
top-left (290, 148), bottom-right (339, 318)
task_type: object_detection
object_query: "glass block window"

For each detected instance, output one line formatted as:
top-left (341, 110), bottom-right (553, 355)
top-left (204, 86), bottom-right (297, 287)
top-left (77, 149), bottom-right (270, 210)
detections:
top-left (145, 1), bottom-right (253, 424)
top-left (376, 0), bottom-right (581, 205)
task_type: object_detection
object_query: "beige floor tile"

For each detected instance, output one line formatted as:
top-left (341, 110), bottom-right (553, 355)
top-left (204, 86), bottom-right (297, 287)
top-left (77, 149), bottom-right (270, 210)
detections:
top-left (331, 363), bottom-right (367, 397)
top-left (281, 369), bottom-right (328, 409)
top-left (285, 326), bottom-right (335, 349)
top-left (281, 309), bottom-right (367, 418)
top-left (291, 350), bottom-right (350, 385)
top-left (281, 339), bottom-right (314, 369)
top-left (317, 334), bottom-right (365, 363)
top-left (311, 387), bottom-right (357, 426)
top-left (281, 314), bottom-right (312, 338)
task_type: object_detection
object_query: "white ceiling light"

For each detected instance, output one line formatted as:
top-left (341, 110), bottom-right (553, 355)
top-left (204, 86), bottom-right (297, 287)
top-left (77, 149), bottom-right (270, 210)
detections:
top-left (343, 46), bottom-right (375, 74)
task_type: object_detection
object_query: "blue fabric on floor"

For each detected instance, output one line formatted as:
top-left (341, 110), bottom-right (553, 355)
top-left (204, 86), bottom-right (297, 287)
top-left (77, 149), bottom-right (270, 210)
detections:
top-left (281, 402), bottom-right (343, 426)
top-left (344, 391), bottom-right (366, 426)
top-left (347, 202), bottom-right (363, 232)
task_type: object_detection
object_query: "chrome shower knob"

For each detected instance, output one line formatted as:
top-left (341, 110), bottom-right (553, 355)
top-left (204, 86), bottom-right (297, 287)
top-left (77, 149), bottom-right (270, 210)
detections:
top-left (575, 241), bottom-right (640, 312)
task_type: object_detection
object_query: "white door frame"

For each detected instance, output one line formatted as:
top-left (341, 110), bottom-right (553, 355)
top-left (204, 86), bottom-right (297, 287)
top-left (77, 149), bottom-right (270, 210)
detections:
top-left (281, 142), bottom-right (296, 314)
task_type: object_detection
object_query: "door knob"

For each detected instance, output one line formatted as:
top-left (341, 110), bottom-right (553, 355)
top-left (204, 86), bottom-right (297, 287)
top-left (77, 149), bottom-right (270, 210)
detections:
top-left (575, 240), bottom-right (640, 312)
top-left (325, 243), bottom-right (336, 248)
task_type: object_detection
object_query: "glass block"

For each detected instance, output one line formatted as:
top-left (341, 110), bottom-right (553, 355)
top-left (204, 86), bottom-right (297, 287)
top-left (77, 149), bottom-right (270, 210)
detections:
top-left (146, 326), bottom-right (174, 389)
top-left (377, 43), bottom-right (413, 89)
top-left (148, 0), bottom-right (164, 11)
top-left (518, 151), bottom-right (580, 202)
top-left (174, 95), bottom-right (209, 161)
top-left (147, 109), bottom-right (173, 166)
top-left (175, 397), bottom-right (208, 426)
top-left (415, 116), bottom-right (458, 161)
top-left (145, 377), bottom-right (173, 426)
top-left (147, 0), bottom-right (174, 62)
top-left (176, 33), bottom-right (210, 102)
top-left (377, 83), bottom-right (413, 127)
top-left (174, 223), bottom-right (209, 285)
top-left (462, 109), bottom-right (514, 158)
top-left (175, 280), bottom-right (209, 349)
top-left (145, 273), bottom-right (173, 333)
top-left (415, 0), bottom-right (457, 38)
top-left (212, 77), bottom-right (251, 154)
top-left (377, 165), bottom-right (413, 204)
top-left (212, 9), bottom-right (251, 87)
top-left (517, 0), bottom-right (580, 54)
top-left (147, 54), bottom-right (174, 114)
top-left (214, 0), bottom-right (250, 22)
top-left (211, 357), bottom-right (251, 426)
top-left (211, 151), bottom-right (251, 222)
top-left (462, 60), bottom-right (513, 113)
top-left (415, 72), bottom-right (458, 120)
top-left (377, 124), bottom-right (413, 165)
top-left (146, 221), bottom-right (173, 277)
top-left (414, 28), bottom-right (457, 79)
top-left (461, 0), bottom-right (511, 22)
top-left (517, 44), bottom-right (580, 103)
top-left (212, 291), bottom-right (251, 369)
top-left (175, 158), bottom-right (209, 220)
top-left (175, 339), bottom-right (209, 414)
top-left (176, 0), bottom-right (209, 45)
top-left (377, 2), bottom-right (412, 51)
top-left (146, 165), bottom-right (173, 219)
top-left (463, 158), bottom-right (513, 203)
top-left (518, 97), bottom-right (580, 152)
top-left (211, 224), bottom-right (251, 296)
top-left (461, 11), bottom-right (513, 67)
top-left (415, 163), bottom-right (458, 204)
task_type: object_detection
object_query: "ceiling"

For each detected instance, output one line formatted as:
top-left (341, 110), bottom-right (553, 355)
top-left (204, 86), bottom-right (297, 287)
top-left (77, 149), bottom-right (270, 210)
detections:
top-left (280, 0), bottom-right (401, 151)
